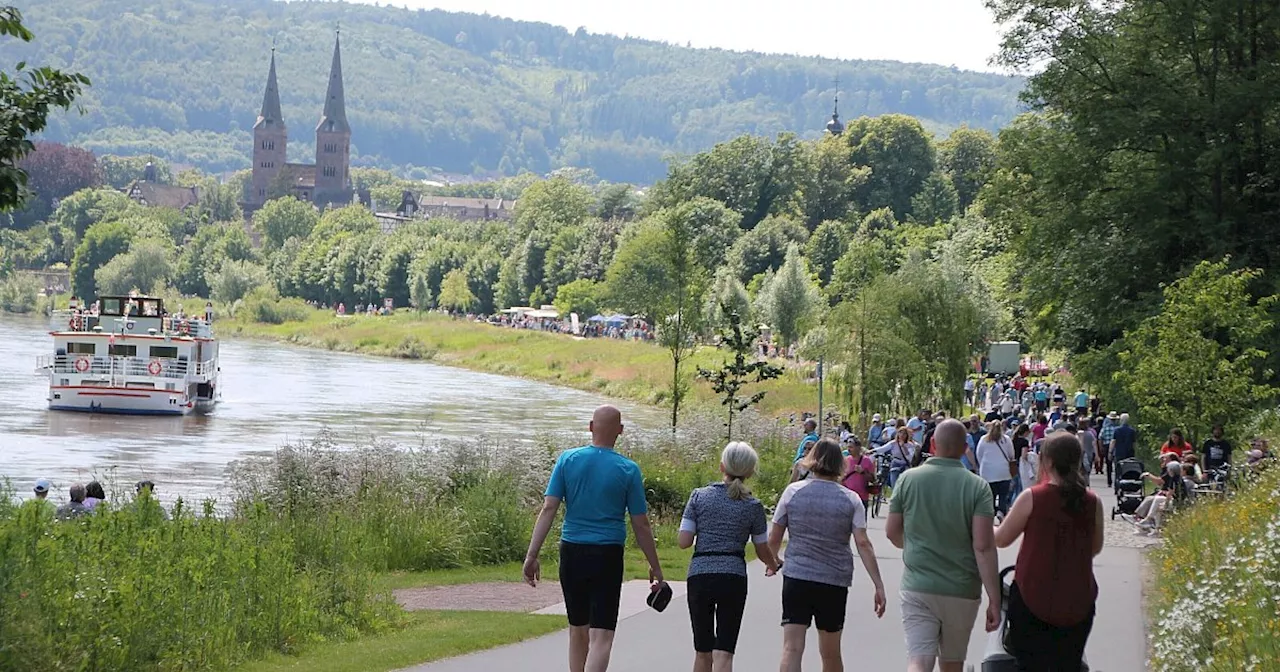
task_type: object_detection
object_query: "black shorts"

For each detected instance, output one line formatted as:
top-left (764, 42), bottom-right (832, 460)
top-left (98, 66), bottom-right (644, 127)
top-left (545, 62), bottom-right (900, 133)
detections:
top-left (687, 573), bottom-right (749, 653)
top-left (780, 576), bottom-right (848, 633)
top-left (559, 541), bottom-right (625, 630)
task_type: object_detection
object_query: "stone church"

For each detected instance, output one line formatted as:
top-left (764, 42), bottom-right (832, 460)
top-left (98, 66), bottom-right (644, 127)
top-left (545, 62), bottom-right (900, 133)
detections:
top-left (244, 33), bottom-right (352, 214)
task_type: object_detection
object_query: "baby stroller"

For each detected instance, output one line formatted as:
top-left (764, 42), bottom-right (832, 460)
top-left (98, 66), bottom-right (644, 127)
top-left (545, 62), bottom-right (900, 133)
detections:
top-left (1111, 458), bottom-right (1145, 519)
top-left (977, 567), bottom-right (1089, 671)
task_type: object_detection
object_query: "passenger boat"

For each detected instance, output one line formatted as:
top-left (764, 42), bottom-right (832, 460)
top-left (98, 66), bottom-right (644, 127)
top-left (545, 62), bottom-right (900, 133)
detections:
top-left (36, 295), bottom-right (220, 415)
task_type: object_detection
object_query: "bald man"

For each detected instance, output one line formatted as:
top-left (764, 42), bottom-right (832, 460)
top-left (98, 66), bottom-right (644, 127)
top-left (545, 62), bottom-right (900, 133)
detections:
top-left (886, 419), bottom-right (1000, 672)
top-left (524, 405), bottom-right (664, 672)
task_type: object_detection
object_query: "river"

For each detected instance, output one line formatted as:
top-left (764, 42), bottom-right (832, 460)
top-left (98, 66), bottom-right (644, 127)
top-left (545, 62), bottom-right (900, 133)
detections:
top-left (0, 315), bottom-right (662, 502)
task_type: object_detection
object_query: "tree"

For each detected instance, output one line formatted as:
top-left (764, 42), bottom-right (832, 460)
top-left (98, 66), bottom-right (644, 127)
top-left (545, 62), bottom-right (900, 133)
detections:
top-left (71, 220), bottom-right (134, 297)
top-left (100, 155), bottom-right (173, 188)
top-left (704, 268), bottom-right (751, 334)
top-left (50, 187), bottom-right (134, 244)
top-left (937, 126), bottom-right (996, 212)
top-left (554, 278), bottom-right (602, 318)
top-left (805, 220), bottom-right (852, 288)
top-left (986, 0), bottom-right (1280, 379)
top-left (94, 239), bottom-right (172, 295)
top-left (194, 180), bottom-right (241, 224)
top-left (209, 259), bottom-right (267, 304)
top-left (725, 214), bottom-right (808, 283)
top-left (410, 272), bottom-right (430, 314)
top-left (661, 134), bottom-right (806, 230)
top-left (11, 142), bottom-right (99, 228)
top-left (1117, 259), bottom-right (1276, 444)
top-left (909, 171), bottom-right (959, 225)
top-left (758, 243), bottom-right (821, 347)
top-left (514, 176), bottom-right (593, 231)
top-left (437, 267), bottom-right (477, 313)
top-left (0, 8), bottom-right (90, 212)
top-left (595, 182), bottom-right (636, 221)
top-left (844, 114), bottom-right (936, 220)
top-left (801, 135), bottom-right (870, 229)
top-left (697, 306), bottom-right (785, 440)
top-left (254, 197), bottom-right (319, 249)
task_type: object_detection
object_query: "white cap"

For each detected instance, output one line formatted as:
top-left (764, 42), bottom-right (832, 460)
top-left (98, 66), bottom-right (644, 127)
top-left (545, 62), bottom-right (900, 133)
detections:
top-left (872, 413), bottom-right (882, 422)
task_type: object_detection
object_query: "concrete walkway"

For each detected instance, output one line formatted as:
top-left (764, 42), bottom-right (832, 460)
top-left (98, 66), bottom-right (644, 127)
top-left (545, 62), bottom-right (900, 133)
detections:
top-left (402, 475), bottom-right (1148, 672)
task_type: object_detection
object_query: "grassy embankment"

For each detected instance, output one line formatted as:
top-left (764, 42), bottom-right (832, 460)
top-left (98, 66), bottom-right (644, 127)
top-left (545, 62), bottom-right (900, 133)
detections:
top-left (1147, 456), bottom-right (1280, 671)
top-left (0, 416), bottom-right (796, 672)
top-left (221, 308), bottom-right (818, 416)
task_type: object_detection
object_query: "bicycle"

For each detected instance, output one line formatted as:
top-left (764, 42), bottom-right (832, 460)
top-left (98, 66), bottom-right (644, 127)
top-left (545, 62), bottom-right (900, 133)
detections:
top-left (867, 452), bottom-right (892, 518)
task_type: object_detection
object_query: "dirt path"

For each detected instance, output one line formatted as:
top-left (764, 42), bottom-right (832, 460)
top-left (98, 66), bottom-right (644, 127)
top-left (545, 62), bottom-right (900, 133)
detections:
top-left (394, 582), bottom-right (564, 613)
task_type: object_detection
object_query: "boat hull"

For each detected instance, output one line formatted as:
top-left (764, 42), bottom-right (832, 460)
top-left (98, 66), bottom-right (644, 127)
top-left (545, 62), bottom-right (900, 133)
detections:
top-left (48, 386), bottom-right (197, 416)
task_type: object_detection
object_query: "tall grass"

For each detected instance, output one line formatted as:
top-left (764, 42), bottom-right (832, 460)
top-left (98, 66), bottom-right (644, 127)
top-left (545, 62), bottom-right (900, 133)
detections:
top-left (0, 413), bottom-right (806, 671)
top-left (0, 494), bottom-right (394, 671)
top-left (1149, 461), bottom-right (1280, 671)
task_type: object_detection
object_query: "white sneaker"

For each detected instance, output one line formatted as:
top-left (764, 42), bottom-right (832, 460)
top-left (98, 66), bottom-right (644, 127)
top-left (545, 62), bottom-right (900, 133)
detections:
top-left (1119, 514), bottom-right (1137, 525)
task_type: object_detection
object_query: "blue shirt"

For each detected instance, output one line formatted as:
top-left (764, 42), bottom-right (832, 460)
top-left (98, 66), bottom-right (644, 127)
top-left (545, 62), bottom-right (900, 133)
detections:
top-left (1074, 392), bottom-right (1089, 407)
top-left (794, 432), bottom-right (819, 463)
top-left (545, 446), bottom-right (647, 545)
top-left (868, 424), bottom-right (885, 446)
top-left (1112, 425), bottom-right (1138, 460)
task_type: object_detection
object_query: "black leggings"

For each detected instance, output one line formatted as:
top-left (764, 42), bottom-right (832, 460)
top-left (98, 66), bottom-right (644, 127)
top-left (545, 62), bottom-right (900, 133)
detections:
top-left (1006, 581), bottom-right (1093, 672)
top-left (687, 573), bottom-right (748, 654)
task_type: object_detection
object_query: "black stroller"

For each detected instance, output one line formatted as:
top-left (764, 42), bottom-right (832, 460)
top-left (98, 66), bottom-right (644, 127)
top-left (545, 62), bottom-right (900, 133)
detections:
top-left (1111, 458), bottom-right (1145, 519)
top-left (977, 567), bottom-right (1090, 671)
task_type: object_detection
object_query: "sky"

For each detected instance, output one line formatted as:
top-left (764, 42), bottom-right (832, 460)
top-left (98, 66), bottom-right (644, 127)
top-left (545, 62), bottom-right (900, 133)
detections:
top-left (348, 0), bottom-right (1007, 73)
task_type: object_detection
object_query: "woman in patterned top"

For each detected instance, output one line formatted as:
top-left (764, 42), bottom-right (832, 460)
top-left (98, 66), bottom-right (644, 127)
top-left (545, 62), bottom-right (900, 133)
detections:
top-left (678, 442), bottom-right (781, 672)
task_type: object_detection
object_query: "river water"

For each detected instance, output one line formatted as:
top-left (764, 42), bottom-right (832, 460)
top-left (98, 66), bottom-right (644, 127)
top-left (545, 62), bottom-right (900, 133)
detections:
top-left (0, 315), bottom-right (661, 502)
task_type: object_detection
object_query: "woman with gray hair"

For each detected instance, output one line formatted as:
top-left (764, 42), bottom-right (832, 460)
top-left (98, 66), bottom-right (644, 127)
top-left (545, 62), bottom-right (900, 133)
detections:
top-left (678, 442), bottom-right (781, 672)
top-left (1121, 459), bottom-right (1192, 535)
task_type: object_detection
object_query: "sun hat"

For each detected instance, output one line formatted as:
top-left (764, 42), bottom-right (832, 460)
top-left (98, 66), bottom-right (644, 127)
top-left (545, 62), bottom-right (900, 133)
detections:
top-left (1107, 411), bottom-right (1119, 419)
top-left (33, 478), bottom-right (51, 494)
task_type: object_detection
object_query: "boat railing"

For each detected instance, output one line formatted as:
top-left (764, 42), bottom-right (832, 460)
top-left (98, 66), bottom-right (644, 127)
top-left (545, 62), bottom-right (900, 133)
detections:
top-left (38, 354), bottom-right (217, 380)
top-left (50, 311), bottom-right (215, 339)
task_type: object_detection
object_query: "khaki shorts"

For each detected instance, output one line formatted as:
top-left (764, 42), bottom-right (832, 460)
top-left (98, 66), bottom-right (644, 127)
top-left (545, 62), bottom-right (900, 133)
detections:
top-left (901, 590), bottom-right (981, 662)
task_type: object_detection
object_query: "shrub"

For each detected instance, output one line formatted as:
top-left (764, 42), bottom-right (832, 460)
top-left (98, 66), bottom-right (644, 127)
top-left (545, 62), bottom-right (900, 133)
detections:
top-left (457, 476), bottom-right (531, 565)
top-left (239, 286), bottom-right (310, 324)
top-left (0, 273), bottom-right (40, 313)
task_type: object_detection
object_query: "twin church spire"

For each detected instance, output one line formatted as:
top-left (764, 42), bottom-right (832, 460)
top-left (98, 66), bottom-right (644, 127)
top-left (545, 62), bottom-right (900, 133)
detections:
top-left (248, 32), bottom-right (351, 211)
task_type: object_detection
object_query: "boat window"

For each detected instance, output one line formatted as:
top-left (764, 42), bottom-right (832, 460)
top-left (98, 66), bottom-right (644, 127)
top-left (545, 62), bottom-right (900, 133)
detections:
top-left (149, 346), bottom-right (178, 359)
top-left (109, 344), bottom-right (137, 357)
top-left (100, 297), bottom-right (123, 316)
top-left (66, 342), bottom-right (96, 354)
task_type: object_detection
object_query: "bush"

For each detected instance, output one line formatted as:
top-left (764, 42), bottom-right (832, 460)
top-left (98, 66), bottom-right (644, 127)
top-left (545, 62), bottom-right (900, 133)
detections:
top-left (209, 259), bottom-right (268, 304)
top-left (457, 476), bottom-right (531, 565)
top-left (0, 273), bottom-right (40, 313)
top-left (239, 286), bottom-right (310, 324)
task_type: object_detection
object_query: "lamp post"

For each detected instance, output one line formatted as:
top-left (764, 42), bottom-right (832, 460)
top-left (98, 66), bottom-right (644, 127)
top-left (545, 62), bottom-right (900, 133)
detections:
top-left (817, 355), bottom-right (824, 436)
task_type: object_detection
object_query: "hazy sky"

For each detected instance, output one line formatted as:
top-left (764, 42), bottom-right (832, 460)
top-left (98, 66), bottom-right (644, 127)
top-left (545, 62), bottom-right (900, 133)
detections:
top-left (349, 0), bottom-right (1007, 73)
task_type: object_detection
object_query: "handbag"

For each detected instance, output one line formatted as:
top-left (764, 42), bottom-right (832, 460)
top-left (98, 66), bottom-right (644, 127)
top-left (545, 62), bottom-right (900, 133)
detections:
top-left (999, 438), bottom-right (1018, 479)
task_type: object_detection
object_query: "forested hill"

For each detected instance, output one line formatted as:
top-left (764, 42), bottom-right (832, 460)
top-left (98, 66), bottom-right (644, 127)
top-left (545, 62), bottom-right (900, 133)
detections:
top-left (6, 0), bottom-right (1023, 183)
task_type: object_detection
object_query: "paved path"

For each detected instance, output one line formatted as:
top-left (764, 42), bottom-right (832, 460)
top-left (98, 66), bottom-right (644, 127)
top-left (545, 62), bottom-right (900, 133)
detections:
top-left (402, 475), bottom-right (1148, 672)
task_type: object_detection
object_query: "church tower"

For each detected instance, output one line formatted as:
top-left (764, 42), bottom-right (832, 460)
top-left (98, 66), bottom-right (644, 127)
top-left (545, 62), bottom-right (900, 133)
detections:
top-left (314, 32), bottom-right (352, 205)
top-left (250, 49), bottom-right (287, 207)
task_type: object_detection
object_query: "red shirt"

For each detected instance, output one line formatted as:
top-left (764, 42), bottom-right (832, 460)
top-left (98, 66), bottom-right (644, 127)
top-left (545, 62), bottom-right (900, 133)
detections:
top-left (1160, 441), bottom-right (1191, 458)
top-left (1014, 484), bottom-right (1099, 627)
top-left (1031, 422), bottom-right (1047, 442)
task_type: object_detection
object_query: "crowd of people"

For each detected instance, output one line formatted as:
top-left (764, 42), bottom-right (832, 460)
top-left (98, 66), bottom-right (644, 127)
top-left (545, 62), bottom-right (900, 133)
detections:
top-left (524, 396), bottom-right (1279, 672)
top-left (23, 478), bottom-right (165, 521)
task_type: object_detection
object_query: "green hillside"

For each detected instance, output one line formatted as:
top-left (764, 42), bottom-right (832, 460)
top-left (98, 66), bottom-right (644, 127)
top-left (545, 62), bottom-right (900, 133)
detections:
top-left (5, 0), bottom-right (1024, 182)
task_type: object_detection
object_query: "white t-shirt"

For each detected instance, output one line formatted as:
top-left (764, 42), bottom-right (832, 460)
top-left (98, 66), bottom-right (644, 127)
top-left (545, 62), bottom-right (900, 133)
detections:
top-left (977, 436), bottom-right (1015, 483)
top-left (1019, 451), bottom-right (1039, 485)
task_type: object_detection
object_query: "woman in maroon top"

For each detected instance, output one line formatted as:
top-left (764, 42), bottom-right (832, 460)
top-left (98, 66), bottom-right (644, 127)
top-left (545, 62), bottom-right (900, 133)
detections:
top-left (994, 431), bottom-right (1104, 670)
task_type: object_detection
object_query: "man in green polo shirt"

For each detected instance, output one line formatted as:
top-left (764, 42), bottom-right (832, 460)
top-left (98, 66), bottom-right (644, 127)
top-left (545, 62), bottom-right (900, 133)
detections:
top-left (887, 419), bottom-right (1000, 672)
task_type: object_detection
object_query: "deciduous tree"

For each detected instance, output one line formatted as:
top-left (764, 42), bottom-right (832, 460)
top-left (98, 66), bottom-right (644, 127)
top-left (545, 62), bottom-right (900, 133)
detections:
top-left (697, 306), bottom-right (785, 440)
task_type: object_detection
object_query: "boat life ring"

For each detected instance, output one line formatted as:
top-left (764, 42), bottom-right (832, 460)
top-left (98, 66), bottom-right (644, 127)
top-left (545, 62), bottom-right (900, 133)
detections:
top-left (74, 357), bottom-right (90, 373)
top-left (68, 316), bottom-right (76, 330)
top-left (148, 359), bottom-right (163, 376)
top-left (179, 320), bottom-right (190, 336)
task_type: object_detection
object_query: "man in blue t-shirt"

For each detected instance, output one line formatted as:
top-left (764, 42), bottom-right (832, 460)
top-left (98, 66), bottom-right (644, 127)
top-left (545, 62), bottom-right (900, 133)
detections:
top-left (794, 418), bottom-right (820, 463)
top-left (907, 409), bottom-right (930, 444)
top-left (524, 405), bottom-right (664, 671)
top-left (1111, 412), bottom-right (1138, 477)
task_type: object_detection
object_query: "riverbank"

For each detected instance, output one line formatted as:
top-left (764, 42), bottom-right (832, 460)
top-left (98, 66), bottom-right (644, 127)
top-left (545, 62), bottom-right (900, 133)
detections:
top-left (221, 308), bottom-right (819, 416)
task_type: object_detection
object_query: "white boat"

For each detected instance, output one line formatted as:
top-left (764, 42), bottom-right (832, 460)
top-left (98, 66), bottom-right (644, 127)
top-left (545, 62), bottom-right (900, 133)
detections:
top-left (36, 295), bottom-right (220, 416)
